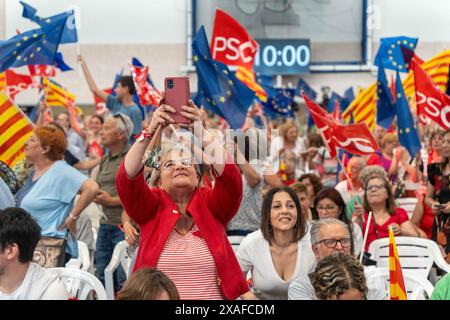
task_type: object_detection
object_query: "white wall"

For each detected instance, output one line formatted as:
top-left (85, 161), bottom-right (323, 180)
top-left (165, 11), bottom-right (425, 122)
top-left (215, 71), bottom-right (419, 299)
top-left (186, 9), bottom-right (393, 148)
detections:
top-left (5, 0), bottom-right (187, 44)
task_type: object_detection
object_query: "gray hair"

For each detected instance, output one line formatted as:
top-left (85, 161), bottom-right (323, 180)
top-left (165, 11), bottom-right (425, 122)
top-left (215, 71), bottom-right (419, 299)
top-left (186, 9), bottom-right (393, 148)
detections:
top-left (359, 165), bottom-right (387, 187)
top-left (310, 218), bottom-right (350, 245)
top-left (107, 114), bottom-right (134, 140)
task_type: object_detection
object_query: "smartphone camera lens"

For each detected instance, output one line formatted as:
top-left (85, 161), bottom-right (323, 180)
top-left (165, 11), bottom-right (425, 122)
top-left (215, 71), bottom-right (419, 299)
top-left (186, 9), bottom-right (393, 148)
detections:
top-left (167, 79), bottom-right (174, 89)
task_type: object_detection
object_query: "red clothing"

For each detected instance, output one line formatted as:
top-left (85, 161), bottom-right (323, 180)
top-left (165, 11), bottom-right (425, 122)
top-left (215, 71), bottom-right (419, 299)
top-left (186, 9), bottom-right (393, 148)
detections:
top-left (116, 161), bottom-right (248, 300)
top-left (420, 197), bottom-right (434, 239)
top-left (156, 223), bottom-right (225, 300)
top-left (363, 207), bottom-right (409, 252)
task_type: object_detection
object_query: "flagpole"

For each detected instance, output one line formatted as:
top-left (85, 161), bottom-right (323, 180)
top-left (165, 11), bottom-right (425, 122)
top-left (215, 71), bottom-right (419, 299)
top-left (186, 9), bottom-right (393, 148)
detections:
top-left (360, 211), bottom-right (372, 263)
top-left (336, 148), bottom-right (358, 196)
top-left (77, 42), bottom-right (82, 78)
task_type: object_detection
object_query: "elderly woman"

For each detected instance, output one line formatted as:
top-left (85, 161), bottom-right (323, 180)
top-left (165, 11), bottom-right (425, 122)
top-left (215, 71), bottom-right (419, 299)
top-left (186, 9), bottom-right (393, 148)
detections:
top-left (309, 252), bottom-right (368, 300)
top-left (116, 101), bottom-right (250, 300)
top-left (313, 188), bottom-right (364, 257)
top-left (236, 186), bottom-right (315, 300)
top-left (362, 174), bottom-right (422, 252)
top-left (15, 126), bottom-right (99, 263)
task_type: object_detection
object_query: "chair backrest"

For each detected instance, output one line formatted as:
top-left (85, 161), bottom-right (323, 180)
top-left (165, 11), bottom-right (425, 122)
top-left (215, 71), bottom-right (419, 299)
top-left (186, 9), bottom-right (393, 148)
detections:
top-left (49, 267), bottom-right (107, 300)
top-left (368, 236), bottom-right (447, 278)
top-left (227, 235), bottom-right (246, 253)
top-left (65, 241), bottom-right (91, 272)
top-left (104, 240), bottom-right (131, 300)
top-left (396, 197), bottom-right (418, 219)
top-left (365, 267), bottom-right (434, 300)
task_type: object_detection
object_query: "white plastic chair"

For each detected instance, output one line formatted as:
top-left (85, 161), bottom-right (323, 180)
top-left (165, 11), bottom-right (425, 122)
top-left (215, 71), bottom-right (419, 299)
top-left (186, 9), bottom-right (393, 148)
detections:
top-left (368, 237), bottom-right (450, 279)
top-left (396, 197), bottom-right (418, 219)
top-left (65, 241), bottom-right (91, 272)
top-left (49, 267), bottom-right (107, 300)
top-left (365, 267), bottom-right (434, 300)
top-left (104, 240), bottom-right (132, 300)
top-left (227, 235), bottom-right (246, 253)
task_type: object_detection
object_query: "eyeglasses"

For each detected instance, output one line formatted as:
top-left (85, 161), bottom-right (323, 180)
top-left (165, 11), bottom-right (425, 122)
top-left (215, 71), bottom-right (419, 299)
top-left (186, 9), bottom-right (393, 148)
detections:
top-left (365, 184), bottom-right (385, 192)
top-left (318, 238), bottom-right (352, 248)
top-left (161, 158), bottom-right (193, 170)
top-left (113, 113), bottom-right (130, 137)
top-left (316, 205), bottom-right (338, 212)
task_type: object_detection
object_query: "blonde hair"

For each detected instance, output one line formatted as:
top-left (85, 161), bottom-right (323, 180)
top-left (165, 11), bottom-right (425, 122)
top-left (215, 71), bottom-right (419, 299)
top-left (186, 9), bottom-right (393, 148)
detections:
top-left (380, 133), bottom-right (398, 149)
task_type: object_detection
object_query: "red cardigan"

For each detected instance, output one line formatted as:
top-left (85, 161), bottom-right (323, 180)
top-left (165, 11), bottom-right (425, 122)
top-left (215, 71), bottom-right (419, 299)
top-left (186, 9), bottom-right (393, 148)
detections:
top-left (116, 161), bottom-right (249, 300)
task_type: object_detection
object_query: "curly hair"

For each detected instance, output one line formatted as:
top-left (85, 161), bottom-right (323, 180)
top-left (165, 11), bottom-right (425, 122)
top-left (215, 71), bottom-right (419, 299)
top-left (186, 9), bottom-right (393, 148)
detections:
top-left (309, 252), bottom-right (368, 300)
top-left (359, 165), bottom-right (387, 187)
top-left (34, 126), bottom-right (67, 161)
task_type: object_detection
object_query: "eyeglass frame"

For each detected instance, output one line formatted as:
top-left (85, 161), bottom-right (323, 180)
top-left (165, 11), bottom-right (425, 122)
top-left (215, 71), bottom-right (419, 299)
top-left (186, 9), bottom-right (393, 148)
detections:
top-left (365, 184), bottom-right (386, 192)
top-left (317, 238), bottom-right (352, 249)
top-left (316, 205), bottom-right (339, 212)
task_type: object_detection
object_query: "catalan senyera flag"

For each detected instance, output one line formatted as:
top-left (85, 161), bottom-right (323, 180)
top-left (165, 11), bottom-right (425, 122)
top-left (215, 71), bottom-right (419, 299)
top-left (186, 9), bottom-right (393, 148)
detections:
top-left (0, 92), bottom-right (34, 168)
top-left (389, 228), bottom-right (407, 300)
top-left (342, 82), bottom-right (377, 131)
top-left (236, 66), bottom-right (268, 102)
top-left (0, 72), bottom-right (5, 92)
top-left (41, 77), bottom-right (75, 108)
top-left (403, 49), bottom-right (450, 106)
top-left (343, 50), bottom-right (450, 130)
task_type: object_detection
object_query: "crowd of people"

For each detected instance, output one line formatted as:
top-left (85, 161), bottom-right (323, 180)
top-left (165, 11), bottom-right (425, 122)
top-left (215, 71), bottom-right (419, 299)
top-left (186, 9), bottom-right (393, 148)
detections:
top-left (1, 55), bottom-right (450, 300)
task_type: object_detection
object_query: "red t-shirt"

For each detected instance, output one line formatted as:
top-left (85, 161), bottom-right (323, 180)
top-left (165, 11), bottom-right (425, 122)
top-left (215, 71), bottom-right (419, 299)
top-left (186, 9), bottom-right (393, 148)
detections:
top-left (363, 207), bottom-right (409, 252)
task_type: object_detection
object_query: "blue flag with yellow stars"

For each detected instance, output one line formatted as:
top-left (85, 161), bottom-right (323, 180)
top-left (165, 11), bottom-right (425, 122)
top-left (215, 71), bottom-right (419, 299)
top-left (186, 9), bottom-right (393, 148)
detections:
top-left (192, 26), bottom-right (255, 129)
top-left (374, 36), bottom-right (418, 72)
top-left (0, 18), bottom-right (67, 72)
top-left (394, 71), bottom-right (421, 157)
top-left (377, 64), bottom-right (396, 129)
top-left (262, 88), bottom-right (296, 120)
top-left (20, 1), bottom-right (78, 44)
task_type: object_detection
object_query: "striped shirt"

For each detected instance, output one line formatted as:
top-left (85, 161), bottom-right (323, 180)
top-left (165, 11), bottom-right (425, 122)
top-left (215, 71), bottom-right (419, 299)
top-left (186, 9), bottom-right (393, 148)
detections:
top-left (156, 223), bottom-right (225, 300)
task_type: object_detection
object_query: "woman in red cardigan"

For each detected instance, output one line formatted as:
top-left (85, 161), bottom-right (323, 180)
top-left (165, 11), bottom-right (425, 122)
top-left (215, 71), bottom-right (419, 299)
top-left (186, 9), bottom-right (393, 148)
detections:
top-left (116, 101), bottom-right (252, 300)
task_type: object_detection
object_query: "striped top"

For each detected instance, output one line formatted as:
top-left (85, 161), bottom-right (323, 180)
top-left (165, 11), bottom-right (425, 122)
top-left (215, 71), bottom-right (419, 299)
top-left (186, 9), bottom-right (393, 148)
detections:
top-left (156, 223), bottom-right (225, 300)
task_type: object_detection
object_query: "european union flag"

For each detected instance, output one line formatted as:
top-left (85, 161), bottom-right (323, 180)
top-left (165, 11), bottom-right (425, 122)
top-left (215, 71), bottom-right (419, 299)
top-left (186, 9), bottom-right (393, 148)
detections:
top-left (343, 87), bottom-right (355, 109)
top-left (20, 1), bottom-right (78, 44)
top-left (297, 78), bottom-right (317, 101)
top-left (0, 18), bottom-right (67, 72)
top-left (255, 73), bottom-right (278, 98)
top-left (377, 64), bottom-right (396, 129)
top-left (374, 36), bottom-right (418, 72)
top-left (262, 88), bottom-right (296, 120)
top-left (193, 26), bottom-right (255, 129)
top-left (327, 92), bottom-right (343, 113)
top-left (395, 71), bottom-right (421, 157)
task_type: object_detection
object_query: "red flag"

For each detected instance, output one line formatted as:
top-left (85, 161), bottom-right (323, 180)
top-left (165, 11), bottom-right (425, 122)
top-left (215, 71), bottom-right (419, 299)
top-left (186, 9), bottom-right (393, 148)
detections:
top-left (130, 65), bottom-right (162, 106)
top-left (28, 65), bottom-right (56, 78)
top-left (332, 99), bottom-right (341, 121)
top-left (303, 94), bottom-right (380, 157)
top-left (210, 9), bottom-right (258, 70)
top-left (5, 70), bottom-right (36, 99)
top-left (93, 88), bottom-right (112, 115)
top-left (412, 58), bottom-right (450, 129)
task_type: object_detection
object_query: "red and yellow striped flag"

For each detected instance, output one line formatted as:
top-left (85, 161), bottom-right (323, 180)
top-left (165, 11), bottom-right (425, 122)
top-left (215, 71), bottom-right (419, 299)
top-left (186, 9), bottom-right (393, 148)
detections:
top-left (0, 92), bottom-right (35, 168)
top-left (342, 82), bottom-right (377, 131)
top-left (403, 50), bottom-right (450, 106)
top-left (42, 77), bottom-right (76, 108)
top-left (236, 66), bottom-right (268, 102)
top-left (389, 228), bottom-right (407, 300)
top-left (0, 72), bottom-right (6, 92)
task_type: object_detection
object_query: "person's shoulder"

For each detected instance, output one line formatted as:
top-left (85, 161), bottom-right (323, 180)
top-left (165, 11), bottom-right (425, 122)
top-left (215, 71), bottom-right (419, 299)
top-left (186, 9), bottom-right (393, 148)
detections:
top-left (241, 230), bottom-right (266, 246)
top-left (28, 264), bottom-right (68, 300)
top-left (394, 206), bottom-right (408, 216)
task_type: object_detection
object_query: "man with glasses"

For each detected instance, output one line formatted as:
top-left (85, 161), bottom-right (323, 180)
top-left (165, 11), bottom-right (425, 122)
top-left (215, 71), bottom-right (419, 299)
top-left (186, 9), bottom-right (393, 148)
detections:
top-left (288, 218), bottom-right (385, 300)
top-left (94, 114), bottom-right (135, 293)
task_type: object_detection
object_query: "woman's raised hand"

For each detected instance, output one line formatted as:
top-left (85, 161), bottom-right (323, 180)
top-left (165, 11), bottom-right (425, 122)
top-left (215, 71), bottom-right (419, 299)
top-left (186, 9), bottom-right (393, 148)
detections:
top-left (147, 104), bottom-right (176, 133)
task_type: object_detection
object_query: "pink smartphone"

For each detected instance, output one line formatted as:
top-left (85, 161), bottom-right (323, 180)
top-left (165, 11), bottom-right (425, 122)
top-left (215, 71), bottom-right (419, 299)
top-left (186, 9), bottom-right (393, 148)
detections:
top-left (163, 77), bottom-right (191, 124)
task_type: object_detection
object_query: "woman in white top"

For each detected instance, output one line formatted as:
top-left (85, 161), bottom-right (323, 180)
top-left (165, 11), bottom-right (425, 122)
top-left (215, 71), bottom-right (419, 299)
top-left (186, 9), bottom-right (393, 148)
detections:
top-left (236, 186), bottom-right (315, 300)
top-left (313, 187), bottom-right (364, 257)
